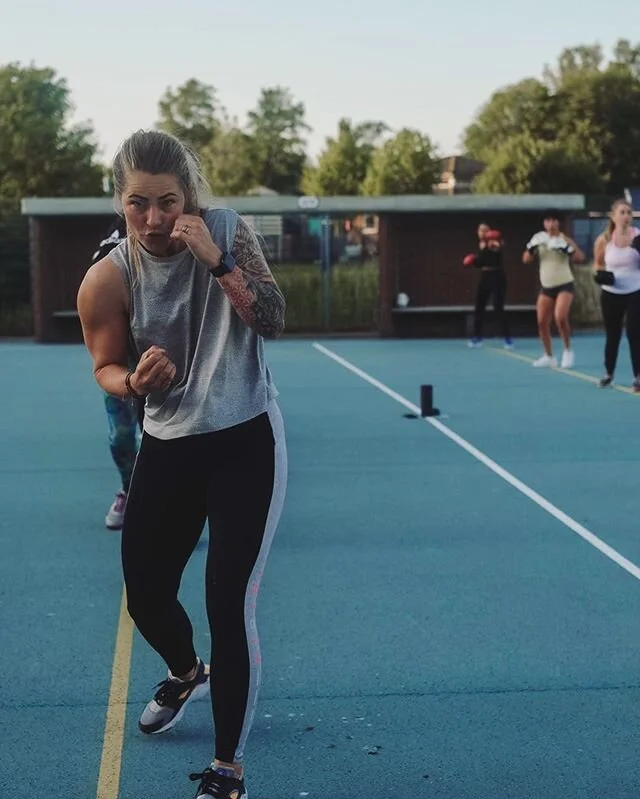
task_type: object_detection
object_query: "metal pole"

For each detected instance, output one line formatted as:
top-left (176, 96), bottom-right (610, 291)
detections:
top-left (321, 214), bottom-right (332, 329)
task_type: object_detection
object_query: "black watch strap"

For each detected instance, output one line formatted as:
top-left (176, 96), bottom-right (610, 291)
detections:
top-left (210, 252), bottom-right (235, 278)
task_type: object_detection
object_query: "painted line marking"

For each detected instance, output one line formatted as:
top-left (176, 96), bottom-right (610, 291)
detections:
top-left (489, 346), bottom-right (637, 395)
top-left (96, 586), bottom-right (134, 799)
top-left (313, 341), bottom-right (640, 583)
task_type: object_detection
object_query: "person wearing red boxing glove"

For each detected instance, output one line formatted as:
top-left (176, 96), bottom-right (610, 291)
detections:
top-left (463, 225), bottom-right (513, 349)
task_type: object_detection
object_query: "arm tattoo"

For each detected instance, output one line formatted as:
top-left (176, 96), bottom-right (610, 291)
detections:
top-left (218, 217), bottom-right (286, 338)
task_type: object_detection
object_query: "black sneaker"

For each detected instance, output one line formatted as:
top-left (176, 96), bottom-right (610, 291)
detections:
top-left (189, 767), bottom-right (248, 799)
top-left (138, 658), bottom-right (209, 734)
top-left (599, 375), bottom-right (613, 388)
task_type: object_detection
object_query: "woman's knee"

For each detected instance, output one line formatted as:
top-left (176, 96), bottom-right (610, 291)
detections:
top-left (554, 311), bottom-right (570, 331)
top-left (625, 296), bottom-right (640, 335)
top-left (626, 317), bottom-right (640, 341)
top-left (537, 312), bottom-right (552, 329)
top-left (125, 581), bottom-right (173, 625)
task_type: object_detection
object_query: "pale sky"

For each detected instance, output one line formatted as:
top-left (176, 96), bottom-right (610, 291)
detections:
top-left (2, 0), bottom-right (637, 165)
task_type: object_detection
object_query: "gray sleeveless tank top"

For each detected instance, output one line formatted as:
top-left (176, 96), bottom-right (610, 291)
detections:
top-left (109, 207), bottom-right (278, 440)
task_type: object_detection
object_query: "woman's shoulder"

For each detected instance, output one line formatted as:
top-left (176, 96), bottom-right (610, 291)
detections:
top-left (201, 206), bottom-right (240, 228)
top-left (78, 253), bottom-right (128, 317)
top-left (102, 236), bottom-right (129, 263)
top-left (201, 207), bottom-right (243, 247)
top-left (527, 230), bottom-right (547, 247)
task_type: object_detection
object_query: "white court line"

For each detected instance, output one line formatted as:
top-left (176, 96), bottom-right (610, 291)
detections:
top-left (313, 342), bottom-right (640, 583)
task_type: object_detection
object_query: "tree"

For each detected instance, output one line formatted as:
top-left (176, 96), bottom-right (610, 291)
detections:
top-left (301, 118), bottom-right (388, 195)
top-left (246, 87), bottom-right (310, 194)
top-left (463, 78), bottom-right (555, 162)
top-left (543, 44), bottom-right (604, 90)
top-left (362, 129), bottom-right (440, 195)
top-left (0, 62), bottom-right (103, 206)
top-left (157, 78), bottom-right (220, 154)
top-left (612, 39), bottom-right (640, 78)
top-left (473, 133), bottom-right (606, 194)
top-left (463, 40), bottom-right (640, 195)
top-left (200, 116), bottom-right (256, 196)
top-left (555, 66), bottom-right (640, 192)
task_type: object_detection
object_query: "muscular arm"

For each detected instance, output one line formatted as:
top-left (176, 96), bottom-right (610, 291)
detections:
top-left (77, 258), bottom-right (132, 397)
top-left (216, 217), bottom-right (286, 339)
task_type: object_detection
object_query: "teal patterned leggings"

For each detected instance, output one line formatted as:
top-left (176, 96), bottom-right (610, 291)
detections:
top-left (104, 393), bottom-right (141, 492)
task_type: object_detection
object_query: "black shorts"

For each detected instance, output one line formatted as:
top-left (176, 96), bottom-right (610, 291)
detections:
top-left (540, 282), bottom-right (574, 299)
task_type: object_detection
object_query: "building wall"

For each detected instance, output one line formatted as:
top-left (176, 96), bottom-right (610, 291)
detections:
top-left (32, 215), bottom-right (113, 342)
top-left (30, 208), bottom-right (576, 342)
top-left (378, 211), bottom-right (575, 336)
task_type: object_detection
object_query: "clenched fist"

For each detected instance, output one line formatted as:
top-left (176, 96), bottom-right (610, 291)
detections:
top-left (130, 346), bottom-right (176, 395)
top-left (170, 214), bottom-right (222, 269)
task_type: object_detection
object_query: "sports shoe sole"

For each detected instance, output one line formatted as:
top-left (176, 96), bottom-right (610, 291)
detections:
top-left (195, 787), bottom-right (248, 799)
top-left (140, 680), bottom-right (210, 735)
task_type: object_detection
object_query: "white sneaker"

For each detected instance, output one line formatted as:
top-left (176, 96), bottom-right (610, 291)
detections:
top-left (560, 349), bottom-right (575, 369)
top-left (105, 490), bottom-right (128, 530)
top-left (532, 354), bottom-right (558, 368)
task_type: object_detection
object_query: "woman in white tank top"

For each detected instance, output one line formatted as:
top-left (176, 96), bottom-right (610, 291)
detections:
top-left (593, 198), bottom-right (640, 391)
top-left (523, 209), bottom-right (585, 369)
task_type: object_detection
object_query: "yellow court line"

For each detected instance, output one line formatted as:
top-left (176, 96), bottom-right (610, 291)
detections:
top-left (96, 586), bottom-right (134, 799)
top-left (489, 346), bottom-right (638, 396)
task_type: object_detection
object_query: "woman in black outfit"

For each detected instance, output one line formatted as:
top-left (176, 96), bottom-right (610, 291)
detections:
top-left (464, 226), bottom-right (513, 349)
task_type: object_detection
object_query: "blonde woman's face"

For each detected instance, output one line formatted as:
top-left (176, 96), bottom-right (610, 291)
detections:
top-left (122, 171), bottom-right (186, 255)
top-left (613, 203), bottom-right (633, 228)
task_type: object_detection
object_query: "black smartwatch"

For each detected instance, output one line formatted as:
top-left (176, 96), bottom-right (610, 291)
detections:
top-left (209, 252), bottom-right (236, 278)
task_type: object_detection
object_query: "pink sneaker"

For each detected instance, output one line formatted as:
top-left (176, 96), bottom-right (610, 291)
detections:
top-left (105, 490), bottom-right (128, 530)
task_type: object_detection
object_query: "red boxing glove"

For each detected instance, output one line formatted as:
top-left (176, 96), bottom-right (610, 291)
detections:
top-left (485, 229), bottom-right (501, 241)
top-left (463, 253), bottom-right (476, 267)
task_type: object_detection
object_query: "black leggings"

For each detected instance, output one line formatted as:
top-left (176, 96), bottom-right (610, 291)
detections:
top-left (122, 404), bottom-right (287, 763)
top-left (600, 289), bottom-right (640, 377)
top-left (474, 270), bottom-right (510, 339)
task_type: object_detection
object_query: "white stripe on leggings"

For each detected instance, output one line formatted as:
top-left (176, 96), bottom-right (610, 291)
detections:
top-left (235, 400), bottom-right (288, 761)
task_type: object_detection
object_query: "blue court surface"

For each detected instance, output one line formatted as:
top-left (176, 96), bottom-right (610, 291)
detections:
top-left (2, 333), bottom-right (640, 799)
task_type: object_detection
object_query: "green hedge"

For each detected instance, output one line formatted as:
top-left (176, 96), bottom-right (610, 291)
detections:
top-left (571, 263), bottom-right (603, 328)
top-left (0, 304), bottom-right (33, 337)
top-left (0, 209), bottom-right (32, 336)
top-left (273, 262), bottom-right (379, 332)
top-left (0, 262), bottom-right (380, 337)
top-left (0, 259), bottom-right (603, 338)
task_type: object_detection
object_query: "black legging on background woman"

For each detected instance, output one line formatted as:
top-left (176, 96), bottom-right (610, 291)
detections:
top-left (464, 230), bottom-right (512, 346)
top-left (593, 198), bottom-right (640, 390)
top-left (473, 268), bottom-right (509, 341)
top-left (600, 290), bottom-right (640, 379)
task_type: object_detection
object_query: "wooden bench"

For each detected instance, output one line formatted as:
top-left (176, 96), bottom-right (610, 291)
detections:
top-left (391, 304), bottom-right (538, 337)
top-left (50, 309), bottom-right (82, 342)
top-left (392, 304), bottom-right (537, 314)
